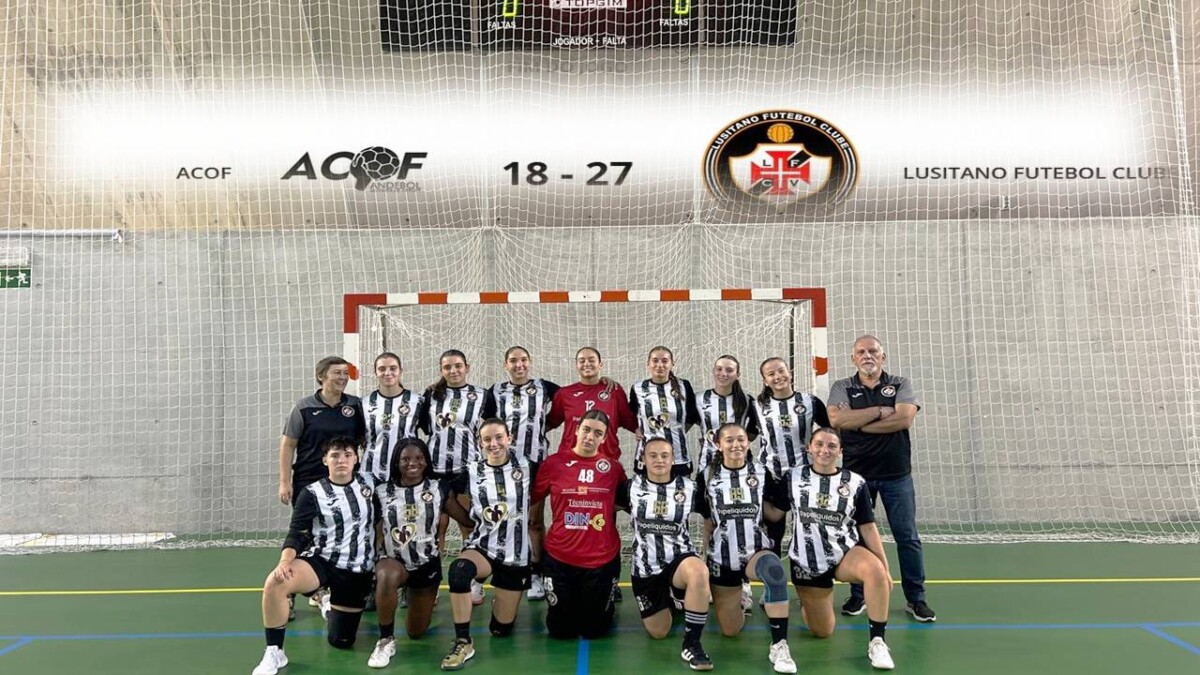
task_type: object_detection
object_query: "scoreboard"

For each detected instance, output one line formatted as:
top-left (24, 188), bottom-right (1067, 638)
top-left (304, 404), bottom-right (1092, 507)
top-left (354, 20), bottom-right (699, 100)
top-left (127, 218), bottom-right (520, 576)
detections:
top-left (382, 1), bottom-right (797, 51)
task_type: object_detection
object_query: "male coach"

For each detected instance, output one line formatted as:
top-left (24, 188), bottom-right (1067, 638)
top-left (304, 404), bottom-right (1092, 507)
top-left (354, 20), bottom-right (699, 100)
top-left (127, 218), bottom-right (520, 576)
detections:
top-left (827, 335), bottom-right (935, 622)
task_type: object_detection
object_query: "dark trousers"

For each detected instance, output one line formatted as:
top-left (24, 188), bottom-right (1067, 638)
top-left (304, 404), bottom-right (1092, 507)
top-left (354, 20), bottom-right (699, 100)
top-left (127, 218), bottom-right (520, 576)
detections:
top-left (542, 552), bottom-right (620, 639)
top-left (847, 473), bottom-right (927, 603)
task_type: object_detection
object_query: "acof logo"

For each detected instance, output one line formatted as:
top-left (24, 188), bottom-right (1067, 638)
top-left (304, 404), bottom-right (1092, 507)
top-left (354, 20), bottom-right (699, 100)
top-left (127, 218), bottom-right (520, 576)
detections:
top-left (281, 146), bottom-right (427, 192)
top-left (704, 110), bottom-right (858, 209)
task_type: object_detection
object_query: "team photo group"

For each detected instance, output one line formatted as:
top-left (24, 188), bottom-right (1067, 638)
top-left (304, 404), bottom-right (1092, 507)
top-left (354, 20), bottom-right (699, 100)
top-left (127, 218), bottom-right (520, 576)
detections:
top-left (252, 335), bottom-right (934, 675)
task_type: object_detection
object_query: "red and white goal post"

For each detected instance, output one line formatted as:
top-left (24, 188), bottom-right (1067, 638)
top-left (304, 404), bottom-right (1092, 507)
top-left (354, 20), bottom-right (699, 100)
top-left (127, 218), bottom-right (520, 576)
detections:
top-left (342, 287), bottom-right (828, 400)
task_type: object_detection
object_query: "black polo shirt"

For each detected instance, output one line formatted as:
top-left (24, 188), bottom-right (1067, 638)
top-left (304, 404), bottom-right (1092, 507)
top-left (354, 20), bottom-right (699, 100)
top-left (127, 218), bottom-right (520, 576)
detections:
top-left (826, 372), bottom-right (920, 481)
top-left (282, 390), bottom-right (365, 486)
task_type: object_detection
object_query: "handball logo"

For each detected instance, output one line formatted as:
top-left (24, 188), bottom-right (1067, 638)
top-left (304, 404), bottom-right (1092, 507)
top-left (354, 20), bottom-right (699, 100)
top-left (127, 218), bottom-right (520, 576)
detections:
top-left (704, 110), bottom-right (858, 209)
top-left (281, 147), bottom-right (427, 192)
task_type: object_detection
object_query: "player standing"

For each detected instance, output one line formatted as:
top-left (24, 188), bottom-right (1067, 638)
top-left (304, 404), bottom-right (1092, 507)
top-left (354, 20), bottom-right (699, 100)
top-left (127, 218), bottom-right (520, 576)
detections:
top-left (628, 345), bottom-right (699, 477)
top-left (546, 347), bottom-right (637, 461)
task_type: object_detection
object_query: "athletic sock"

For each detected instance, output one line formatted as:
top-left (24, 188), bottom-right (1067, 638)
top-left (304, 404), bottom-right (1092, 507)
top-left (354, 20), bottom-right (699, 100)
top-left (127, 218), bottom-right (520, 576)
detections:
top-left (683, 610), bottom-right (707, 646)
top-left (454, 621), bottom-right (471, 641)
top-left (768, 616), bottom-right (789, 644)
top-left (869, 618), bottom-right (887, 641)
top-left (265, 625), bottom-right (286, 648)
top-left (379, 622), bottom-right (395, 639)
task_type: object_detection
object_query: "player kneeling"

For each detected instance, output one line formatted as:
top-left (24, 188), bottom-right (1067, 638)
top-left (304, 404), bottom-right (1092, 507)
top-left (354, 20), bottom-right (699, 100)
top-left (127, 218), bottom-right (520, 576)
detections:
top-left (768, 428), bottom-right (896, 670)
top-left (252, 437), bottom-right (374, 675)
top-left (619, 438), bottom-right (713, 670)
top-left (369, 437), bottom-right (472, 668)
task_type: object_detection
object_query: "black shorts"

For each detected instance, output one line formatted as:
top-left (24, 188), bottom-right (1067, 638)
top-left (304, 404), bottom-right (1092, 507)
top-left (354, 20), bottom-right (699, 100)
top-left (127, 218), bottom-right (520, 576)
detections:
top-left (789, 560), bottom-right (837, 589)
top-left (630, 553), bottom-right (697, 619)
top-left (542, 552), bottom-right (621, 639)
top-left (297, 555), bottom-right (373, 609)
top-left (707, 558), bottom-right (752, 587)
top-left (403, 556), bottom-right (444, 591)
top-left (465, 549), bottom-right (532, 592)
top-left (290, 475), bottom-right (323, 506)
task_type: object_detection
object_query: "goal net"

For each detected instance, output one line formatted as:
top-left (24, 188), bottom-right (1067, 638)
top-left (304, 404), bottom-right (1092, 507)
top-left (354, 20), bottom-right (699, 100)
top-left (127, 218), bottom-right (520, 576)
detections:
top-left (1, 1), bottom-right (1197, 552)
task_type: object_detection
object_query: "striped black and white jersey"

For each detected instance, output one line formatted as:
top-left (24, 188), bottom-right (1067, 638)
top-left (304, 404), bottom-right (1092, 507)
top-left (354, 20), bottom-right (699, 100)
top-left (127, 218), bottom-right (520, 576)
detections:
top-left (361, 388), bottom-right (425, 486)
top-left (629, 377), bottom-right (699, 467)
top-left (375, 478), bottom-right (452, 570)
top-left (695, 389), bottom-right (758, 472)
top-left (695, 461), bottom-right (772, 571)
top-left (753, 393), bottom-right (830, 477)
top-left (489, 378), bottom-right (560, 464)
top-left (453, 454), bottom-right (532, 567)
top-left (770, 466), bottom-right (874, 579)
top-left (617, 475), bottom-right (702, 578)
top-left (419, 384), bottom-right (494, 474)
top-left (284, 476), bottom-right (375, 573)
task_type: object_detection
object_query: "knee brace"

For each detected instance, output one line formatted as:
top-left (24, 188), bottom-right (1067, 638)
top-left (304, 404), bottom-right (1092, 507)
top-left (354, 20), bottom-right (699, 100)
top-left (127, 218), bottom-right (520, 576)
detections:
top-left (489, 614), bottom-right (515, 637)
top-left (754, 552), bottom-right (789, 604)
top-left (448, 558), bottom-right (478, 594)
top-left (326, 608), bottom-right (362, 649)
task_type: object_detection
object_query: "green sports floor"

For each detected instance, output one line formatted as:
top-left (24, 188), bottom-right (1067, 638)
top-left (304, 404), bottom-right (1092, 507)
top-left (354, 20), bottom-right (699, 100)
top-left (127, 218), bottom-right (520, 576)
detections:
top-left (1, 543), bottom-right (1196, 674)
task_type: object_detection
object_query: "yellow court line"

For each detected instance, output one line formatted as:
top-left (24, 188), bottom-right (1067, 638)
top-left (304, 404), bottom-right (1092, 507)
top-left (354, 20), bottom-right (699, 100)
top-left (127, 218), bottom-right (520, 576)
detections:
top-left (0, 577), bottom-right (1197, 597)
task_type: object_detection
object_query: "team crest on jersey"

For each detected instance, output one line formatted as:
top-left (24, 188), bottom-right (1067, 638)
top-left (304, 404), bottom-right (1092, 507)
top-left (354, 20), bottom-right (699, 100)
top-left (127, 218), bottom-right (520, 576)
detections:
top-left (525, 384), bottom-right (538, 395)
top-left (794, 403), bottom-right (806, 415)
top-left (837, 483), bottom-right (851, 497)
top-left (484, 503), bottom-right (509, 524)
top-left (398, 404), bottom-right (410, 416)
top-left (391, 524), bottom-right (417, 546)
top-left (421, 490), bottom-right (434, 503)
top-left (746, 476), bottom-right (759, 488)
top-left (380, 413), bottom-right (394, 430)
top-left (360, 486), bottom-right (373, 498)
top-left (511, 468), bottom-right (524, 481)
top-left (467, 391), bottom-right (478, 401)
top-left (674, 490), bottom-right (687, 504)
top-left (881, 385), bottom-right (897, 398)
top-left (341, 406), bottom-right (356, 417)
top-left (598, 390), bottom-right (610, 401)
top-left (817, 493), bottom-right (831, 508)
top-left (596, 459), bottom-right (612, 473)
top-left (436, 412), bottom-right (458, 429)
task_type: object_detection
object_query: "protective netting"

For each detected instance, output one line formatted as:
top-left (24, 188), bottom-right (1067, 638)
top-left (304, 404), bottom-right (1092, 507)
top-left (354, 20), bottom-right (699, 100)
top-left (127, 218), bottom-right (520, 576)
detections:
top-left (0, 1), bottom-right (1197, 552)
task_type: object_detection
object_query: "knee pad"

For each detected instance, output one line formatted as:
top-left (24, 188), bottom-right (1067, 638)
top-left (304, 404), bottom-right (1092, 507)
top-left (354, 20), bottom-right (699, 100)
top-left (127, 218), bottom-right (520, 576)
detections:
top-left (326, 609), bottom-right (362, 649)
top-left (489, 614), bottom-right (515, 637)
top-left (754, 552), bottom-right (789, 604)
top-left (448, 559), bottom-right (478, 594)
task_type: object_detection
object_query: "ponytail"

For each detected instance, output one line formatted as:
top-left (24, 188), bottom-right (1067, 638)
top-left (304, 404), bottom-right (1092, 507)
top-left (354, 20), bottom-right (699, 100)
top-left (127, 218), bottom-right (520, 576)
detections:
top-left (668, 372), bottom-right (683, 400)
top-left (730, 378), bottom-right (748, 422)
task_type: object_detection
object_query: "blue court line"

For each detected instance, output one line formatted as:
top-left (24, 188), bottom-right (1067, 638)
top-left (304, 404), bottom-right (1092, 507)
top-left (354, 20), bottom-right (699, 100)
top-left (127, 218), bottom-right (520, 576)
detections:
top-left (1142, 624), bottom-right (1200, 656)
top-left (576, 638), bottom-right (590, 675)
top-left (0, 638), bottom-right (34, 657)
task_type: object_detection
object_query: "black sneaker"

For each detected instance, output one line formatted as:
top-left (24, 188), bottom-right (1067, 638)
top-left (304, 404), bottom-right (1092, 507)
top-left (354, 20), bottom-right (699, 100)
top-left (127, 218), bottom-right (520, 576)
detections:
top-left (680, 643), bottom-right (714, 671)
top-left (614, 586), bottom-right (624, 602)
top-left (905, 600), bottom-right (936, 622)
top-left (841, 596), bottom-right (866, 616)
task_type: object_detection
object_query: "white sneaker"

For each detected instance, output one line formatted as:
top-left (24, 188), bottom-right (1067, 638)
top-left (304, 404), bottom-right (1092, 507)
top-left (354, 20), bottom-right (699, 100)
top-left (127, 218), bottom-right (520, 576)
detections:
top-left (768, 640), bottom-right (797, 674)
top-left (527, 574), bottom-right (546, 601)
top-left (252, 646), bottom-right (288, 675)
top-left (319, 592), bottom-right (332, 620)
top-left (368, 637), bottom-right (397, 668)
top-left (868, 637), bottom-right (895, 670)
top-left (308, 589), bottom-right (323, 607)
top-left (740, 581), bottom-right (754, 613)
top-left (470, 580), bottom-right (485, 606)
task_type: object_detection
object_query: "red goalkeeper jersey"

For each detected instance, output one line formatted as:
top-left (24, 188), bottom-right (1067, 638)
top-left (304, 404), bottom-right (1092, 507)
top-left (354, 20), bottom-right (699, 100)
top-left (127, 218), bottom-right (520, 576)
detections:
top-left (533, 449), bottom-right (626, 568)
top-left (546, 380), bottom-right (637, 460)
